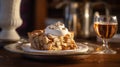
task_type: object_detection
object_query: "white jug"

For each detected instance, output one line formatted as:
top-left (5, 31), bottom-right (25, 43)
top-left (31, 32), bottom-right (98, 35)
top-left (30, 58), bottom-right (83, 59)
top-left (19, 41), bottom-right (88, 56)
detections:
top-left (0, 0), bottom-right (22, 41)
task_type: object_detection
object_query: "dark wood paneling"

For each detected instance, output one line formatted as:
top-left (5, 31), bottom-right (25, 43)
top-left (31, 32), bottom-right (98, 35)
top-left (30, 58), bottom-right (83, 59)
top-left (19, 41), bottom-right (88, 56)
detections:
top-left (34, 0), bottom-right (47, 30)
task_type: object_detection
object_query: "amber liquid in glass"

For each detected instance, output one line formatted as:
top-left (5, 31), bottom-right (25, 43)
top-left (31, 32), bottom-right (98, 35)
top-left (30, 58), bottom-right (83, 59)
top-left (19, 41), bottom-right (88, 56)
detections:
top-left (94, 22), bottom-right (118, 39)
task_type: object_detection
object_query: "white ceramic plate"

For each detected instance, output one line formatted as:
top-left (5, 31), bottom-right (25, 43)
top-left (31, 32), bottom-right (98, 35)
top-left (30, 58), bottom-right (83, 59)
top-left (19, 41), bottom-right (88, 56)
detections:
top-left (4, 42), bottom-right (98, 60)
top-left (4, 42), bottom-right (96, 56)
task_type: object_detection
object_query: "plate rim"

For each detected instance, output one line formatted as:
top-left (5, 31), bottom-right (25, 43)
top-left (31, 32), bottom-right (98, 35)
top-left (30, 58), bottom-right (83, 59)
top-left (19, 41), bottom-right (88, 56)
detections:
top-left (4, 42), bottom-right (97, 56)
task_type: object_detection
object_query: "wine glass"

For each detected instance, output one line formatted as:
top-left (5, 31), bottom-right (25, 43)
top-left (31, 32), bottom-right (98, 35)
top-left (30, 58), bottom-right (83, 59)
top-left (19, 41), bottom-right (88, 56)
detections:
top-left (93, 15), bottom-right (118, 54)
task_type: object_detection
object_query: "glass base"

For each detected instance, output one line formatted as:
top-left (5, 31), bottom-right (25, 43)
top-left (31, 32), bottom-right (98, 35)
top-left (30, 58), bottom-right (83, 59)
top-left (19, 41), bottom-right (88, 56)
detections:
top-left (95, 49), bottom-right (117, 54)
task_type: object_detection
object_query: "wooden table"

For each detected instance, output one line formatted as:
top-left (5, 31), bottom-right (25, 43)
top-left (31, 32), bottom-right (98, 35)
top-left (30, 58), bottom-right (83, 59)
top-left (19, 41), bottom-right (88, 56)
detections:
top-left (0, 40), bottom-right (120, 67)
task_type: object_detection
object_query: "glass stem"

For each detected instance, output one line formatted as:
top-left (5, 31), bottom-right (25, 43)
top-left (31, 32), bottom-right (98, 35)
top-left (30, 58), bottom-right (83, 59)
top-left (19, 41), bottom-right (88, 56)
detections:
top-left (103, 39), bottom-right (109, 50)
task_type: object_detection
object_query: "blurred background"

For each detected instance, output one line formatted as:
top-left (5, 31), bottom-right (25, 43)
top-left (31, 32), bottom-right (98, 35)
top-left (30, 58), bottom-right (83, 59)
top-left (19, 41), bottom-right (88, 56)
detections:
top-left (18, 0), bottom-right (120, 38)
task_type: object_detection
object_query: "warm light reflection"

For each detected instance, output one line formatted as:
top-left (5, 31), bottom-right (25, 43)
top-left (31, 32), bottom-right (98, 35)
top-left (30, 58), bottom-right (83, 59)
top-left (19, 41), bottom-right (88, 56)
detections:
top-left (85, 13), bottom-right (89, 18)
top-left (113, 16), bottom-right (117, 20)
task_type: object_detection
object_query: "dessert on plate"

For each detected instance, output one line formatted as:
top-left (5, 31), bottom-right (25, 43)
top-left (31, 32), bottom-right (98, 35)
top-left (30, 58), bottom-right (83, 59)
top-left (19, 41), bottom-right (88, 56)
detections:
top-left (28, 22), bottom-right (77, 50)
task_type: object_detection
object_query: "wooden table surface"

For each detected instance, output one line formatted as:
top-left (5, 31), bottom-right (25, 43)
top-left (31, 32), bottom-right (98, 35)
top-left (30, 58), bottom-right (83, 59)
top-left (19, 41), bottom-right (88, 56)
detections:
top-left (0, 39), bottom-right (120, 67)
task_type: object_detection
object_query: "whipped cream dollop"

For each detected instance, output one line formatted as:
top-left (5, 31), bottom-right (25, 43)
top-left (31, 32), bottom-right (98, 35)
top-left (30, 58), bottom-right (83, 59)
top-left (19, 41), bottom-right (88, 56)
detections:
top-left (45, 21), bottom-right (69, 36)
